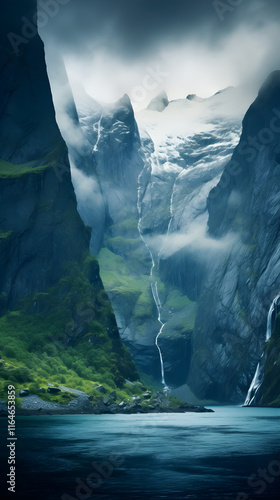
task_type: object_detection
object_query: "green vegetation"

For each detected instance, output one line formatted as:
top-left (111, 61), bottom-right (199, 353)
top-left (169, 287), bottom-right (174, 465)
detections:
top-left (107, 236), bottom-right (140, 253)
top-left (167, 395), bottom-right (189, 407)
top-left (0, 256), bottom-right (139, 404)
top-left (134, 288), bottom-right (154, 319)
top-left (112, 217), bottom-right (139, 235)
top-left (165, 289), bottom-right (197, 329)
top-left (17, 384), bottom-right (79, 405)
top-left (36, 391), bottom-right (77, 405)
top-left (138, 372), bottom-right (163, 392)
top-left (97, 204), bottom-right (198, 390)
top-left (0, 230), bottom-right (13, 240)
top-left (0, 160), bottom-right (50, 179)
top-left (0, 141), bottom-right (65, 179)
top-left (98, 247), bottom-right (154, 329)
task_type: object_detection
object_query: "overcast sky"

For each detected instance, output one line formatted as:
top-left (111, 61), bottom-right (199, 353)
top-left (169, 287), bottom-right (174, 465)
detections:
top-left (40, 0), bottom-right (280, 108)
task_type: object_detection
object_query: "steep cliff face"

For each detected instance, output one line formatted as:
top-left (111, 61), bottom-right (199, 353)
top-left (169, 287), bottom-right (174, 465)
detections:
top-left (256, 310), bottom-right (280, 406)
top-left (66, 84), bottom-right (249, 387)
top-left (66, 90), bottom-right (162, 378)
top-left (0, 0), bottom-right (138, 396)
top-left (76, 90), bottom-right (144, 216)
top-left (42, 23), bottom-right (280, 402)
top-left (0, 1), bottom-right (90, 309)
top-left (188, 72), bottom-right (280, 403)
top-left (45, 58), bottom-right (107, 255)
top-left (135, 89), bottom-right (248, 388)
top-left (0, 161), bottom-right (90, 310)
top-left (0, 0), bottom-right (62, 163)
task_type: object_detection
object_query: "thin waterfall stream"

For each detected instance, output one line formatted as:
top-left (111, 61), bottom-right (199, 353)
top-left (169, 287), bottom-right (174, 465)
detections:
top-left (93, 111), bottom-right (103, 152)
top-left (137, 156), bottom-right (169, 391)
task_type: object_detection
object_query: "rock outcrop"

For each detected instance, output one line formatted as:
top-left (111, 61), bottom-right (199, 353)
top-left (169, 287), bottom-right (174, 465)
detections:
top-left (0, 0), bottom-right (138, 395)
top-left (0, 0), bottom-right (89, 309)
top-left (188, 71), bottom-right (280, 403)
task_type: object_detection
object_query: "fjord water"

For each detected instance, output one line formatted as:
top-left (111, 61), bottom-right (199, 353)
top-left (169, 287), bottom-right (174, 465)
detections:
top-left (1, 407), bottom-right (280, 500)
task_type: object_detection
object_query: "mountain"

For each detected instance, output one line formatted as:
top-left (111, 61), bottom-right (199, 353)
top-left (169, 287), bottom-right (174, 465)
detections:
top-left (43, 26), bottom-right (280, 405)
top-left (134, 86), bottom-right (253, 392)
top-left (0, 0), bottom-right (138, 403)
top-left (147, 91), bottom-right (169, 112)
top-left (0, 0), bottom-right (88, 308)
top-left (61, 81), bottom-right (254, 393)
top-left (62, 88), bottom-right (163, 379)
top-left (188, 71), bottom-right (280, 403)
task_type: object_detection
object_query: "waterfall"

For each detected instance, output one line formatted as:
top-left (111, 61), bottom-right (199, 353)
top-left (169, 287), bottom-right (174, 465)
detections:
top-left (244, 293), bottom-right (280, 406)
top-left (151, 282), bottom-right (167, 386)
top-left (137, 163), bottom-right (169, 391)
top-left (93, 112), bottom-right (103, 152)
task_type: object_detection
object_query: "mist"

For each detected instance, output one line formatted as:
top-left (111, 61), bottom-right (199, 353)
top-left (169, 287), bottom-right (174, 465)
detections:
top-left (144, 223), bottom-right (238, 261)
top-left (40, 0), bottom-right (280, 109)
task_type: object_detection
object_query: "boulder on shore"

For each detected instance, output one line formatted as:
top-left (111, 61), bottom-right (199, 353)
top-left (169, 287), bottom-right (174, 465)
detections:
top-left (19, 390), bottom-right (29, 397)
top-left (47, 387), bottom-right (61, 394)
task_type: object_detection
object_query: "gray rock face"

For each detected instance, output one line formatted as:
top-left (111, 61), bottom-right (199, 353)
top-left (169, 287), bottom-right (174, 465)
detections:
top-left (65, 83), bottom-right (251, 388)
top-left (96, 385), bottom-right (106, 394)
top-left (19, 390), bottom-right (29, 397)
top-left (0, 162), bottom-right (90, 309)
top-left (45, 60), bottom-right (106, 255)
top-left (147, 91), bottom-right (169, 112)
top-left (134, 89), bottom-right (247, 387)
top-left (0, 1), bottom-right (62, 164)
top-left (52, 55), bottom-right (280, 403)
top-left (0, 1), bottom-right (140, 399)
top-left (47, 387), bottom-right (61, 394)
top-left (56, 88), bottom-right (163, 378)
top-left (188, 71), bottom-right (280, 402)
top-left (0, 1), bottom-right (90, 310)
top-left (78, 92), bottom-right (144, 216)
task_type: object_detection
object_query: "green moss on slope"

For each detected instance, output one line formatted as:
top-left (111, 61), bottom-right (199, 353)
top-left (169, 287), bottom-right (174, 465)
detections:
top-left (0, 142), bottom-right (65, 179)
top-left (0, 160), bottom-right (50, 178)
top-left (0, 230), bottom-right (13, 240)
top-left (0, 256), bottom-right (139, 400)
top-left (98, 247), bottom-right (154, 327)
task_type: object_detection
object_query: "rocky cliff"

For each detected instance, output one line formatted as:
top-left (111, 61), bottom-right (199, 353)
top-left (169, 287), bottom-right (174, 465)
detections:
top-left (41, 14), bottom-right (280, 404)
top-left (67, 89), bottom-right (162, 378)
top-left (0, 0), bottom-right (138, 400)
top-left (188, 71), bottom-right (280, 403)
top-left (0, 0), bottom-right (90, 309)
top-left (65, 84), bottom-right (249, 388)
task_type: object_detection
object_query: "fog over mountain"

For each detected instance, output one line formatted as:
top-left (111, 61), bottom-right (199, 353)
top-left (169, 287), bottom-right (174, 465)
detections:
top-left (1, 4), bottom-right (280, 500)
top-left (40, 0), bottom-right (280, 107)
top-left (30, 0), bottom-right (280, 404)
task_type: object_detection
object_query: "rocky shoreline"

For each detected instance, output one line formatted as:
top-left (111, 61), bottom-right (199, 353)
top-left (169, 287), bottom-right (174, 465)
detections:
top-left (0, 387), bottom-right (214, 416)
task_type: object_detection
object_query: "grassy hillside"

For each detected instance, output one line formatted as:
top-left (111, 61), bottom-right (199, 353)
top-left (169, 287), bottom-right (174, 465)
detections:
top-left (0, 256), bottom-right (139, 404)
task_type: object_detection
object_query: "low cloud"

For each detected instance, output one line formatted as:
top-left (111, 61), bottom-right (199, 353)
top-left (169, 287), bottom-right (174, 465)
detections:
top-left (40, 0), bottom-right (280, 107)
top-left (70, 163), bottom-right (100, 201)
top-left (145, 223), bottom-right (237, 260)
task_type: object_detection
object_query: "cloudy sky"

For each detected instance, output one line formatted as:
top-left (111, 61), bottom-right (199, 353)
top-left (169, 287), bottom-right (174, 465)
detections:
top-left (40, 0), bottom-right (280, 108)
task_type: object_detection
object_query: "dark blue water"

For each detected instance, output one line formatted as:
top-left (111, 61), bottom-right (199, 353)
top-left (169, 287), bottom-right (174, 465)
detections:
top-left (1, 406), bottom-right (280, 500)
